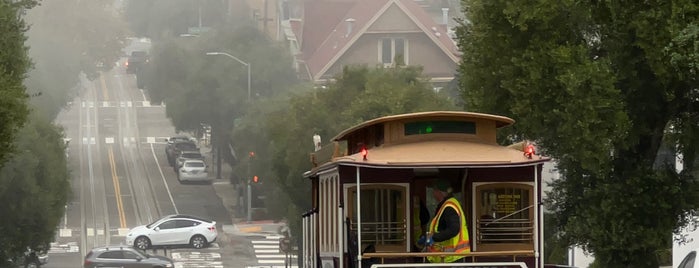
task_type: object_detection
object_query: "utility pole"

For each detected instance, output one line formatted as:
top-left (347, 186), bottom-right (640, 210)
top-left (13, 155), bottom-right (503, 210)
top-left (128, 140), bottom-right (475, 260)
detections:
top-left (263, 0), bottom-right (268, 35)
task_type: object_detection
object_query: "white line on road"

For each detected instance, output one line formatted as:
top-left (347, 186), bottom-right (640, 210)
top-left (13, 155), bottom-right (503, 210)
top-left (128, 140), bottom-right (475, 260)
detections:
top-left (150, 143), bottom-right (178, 214)
top-left (253, 245), bottom-right (279, 249)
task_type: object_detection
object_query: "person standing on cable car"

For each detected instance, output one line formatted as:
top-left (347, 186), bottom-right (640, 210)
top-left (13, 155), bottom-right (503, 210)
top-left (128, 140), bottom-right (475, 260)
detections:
top-left (417, 179), bottom-right (470, 263)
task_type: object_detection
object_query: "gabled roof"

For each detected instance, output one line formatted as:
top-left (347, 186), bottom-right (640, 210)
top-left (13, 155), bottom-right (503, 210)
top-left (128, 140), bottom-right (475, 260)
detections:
top-left (296, 0), bottom-right (461, 82)
top-left (298, 0), bottom-right (357, 59)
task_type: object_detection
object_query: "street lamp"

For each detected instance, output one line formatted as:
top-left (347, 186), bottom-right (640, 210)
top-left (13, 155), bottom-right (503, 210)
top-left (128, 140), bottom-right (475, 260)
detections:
top-left (205, 51), bottom-right (251, 101)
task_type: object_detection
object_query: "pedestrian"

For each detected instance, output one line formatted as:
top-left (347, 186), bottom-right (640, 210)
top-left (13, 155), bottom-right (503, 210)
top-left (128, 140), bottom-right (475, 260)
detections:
top-left (417, 179), bottom-right (470, 263)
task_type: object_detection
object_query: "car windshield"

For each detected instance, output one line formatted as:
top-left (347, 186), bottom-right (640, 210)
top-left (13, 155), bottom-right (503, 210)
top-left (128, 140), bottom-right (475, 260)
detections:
top-left (185, 162), bottom-right (205, 168)
top-left (182, 153), bottom-right (201, 158)
top-left (176, 143), bottom-right (197, 150)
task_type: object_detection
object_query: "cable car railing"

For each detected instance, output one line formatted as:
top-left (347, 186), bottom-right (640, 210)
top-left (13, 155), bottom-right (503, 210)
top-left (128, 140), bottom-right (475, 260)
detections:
top-left (477, 218), bottom-right (533, 244)
top-left (349, 220), bottom-right (407, 245)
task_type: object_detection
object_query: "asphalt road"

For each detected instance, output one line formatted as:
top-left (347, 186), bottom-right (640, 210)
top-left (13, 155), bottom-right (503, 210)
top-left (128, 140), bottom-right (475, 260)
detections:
top-left (48, 52), bottom-right (287, 267)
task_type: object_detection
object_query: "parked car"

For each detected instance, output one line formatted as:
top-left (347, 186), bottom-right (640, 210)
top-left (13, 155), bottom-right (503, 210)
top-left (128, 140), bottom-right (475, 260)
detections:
top-left (177, 159), bottom-right (210, 183)
top-left (83, 245), bottom-right (173, 268)
top-left (165, 139), bottom-right (197, 166)
top-left (165, 135), bottom-right (193, 145)
top-left (678, 247), bottom-right (699, 268)
top-left (125, 214), bottom-right (217, 250)
top-left (174, 150), bottom-right (204, 171)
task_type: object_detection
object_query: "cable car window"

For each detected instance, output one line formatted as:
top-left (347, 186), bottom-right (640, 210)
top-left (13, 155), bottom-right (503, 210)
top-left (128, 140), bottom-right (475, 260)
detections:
top-left (404, 121), bottom-right (476, 135)
top-left (474, 183), bottom-right (534, 251)
top-left (346, 184), bottom-right (407, 251)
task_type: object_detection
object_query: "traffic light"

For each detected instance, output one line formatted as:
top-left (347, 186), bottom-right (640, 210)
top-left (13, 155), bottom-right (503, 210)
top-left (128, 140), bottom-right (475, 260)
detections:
top-left (253, 175), bottom-right (259, 183)
top-left (249, 151), bottom-right (255, 158)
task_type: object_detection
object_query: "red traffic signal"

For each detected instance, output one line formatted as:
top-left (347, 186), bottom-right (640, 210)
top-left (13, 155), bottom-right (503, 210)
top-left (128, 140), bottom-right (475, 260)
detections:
top-left (253, 175), bottom-right (259, 183)
top-left (249, 151), bottom-right (255, 158)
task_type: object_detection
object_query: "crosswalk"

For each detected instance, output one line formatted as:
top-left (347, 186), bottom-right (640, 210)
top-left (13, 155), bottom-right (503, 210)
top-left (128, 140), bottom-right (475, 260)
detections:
top-left (81, 101), bottom-right (165, 108)
top-left (251, 235), bottom-right (298, 268)
top-left (171, 249), bottom-right (223, 268)
top-left (48, 242), bottom-right (79, 254)
top-left (80, 136), bottom-right (171, 145)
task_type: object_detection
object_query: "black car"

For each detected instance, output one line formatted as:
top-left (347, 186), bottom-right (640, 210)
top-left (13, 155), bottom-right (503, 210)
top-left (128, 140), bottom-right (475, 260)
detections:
top-left (126, 51), bottom-right (149, 74)
top-left (165, 139), bottom-right (197, 166)
top-left (83, 246), bottom-right (173, 268)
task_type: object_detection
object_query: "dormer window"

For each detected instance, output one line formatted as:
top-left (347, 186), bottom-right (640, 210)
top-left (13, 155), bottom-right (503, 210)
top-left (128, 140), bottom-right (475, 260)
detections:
top-left (404, 120), bottom-right (476, 135)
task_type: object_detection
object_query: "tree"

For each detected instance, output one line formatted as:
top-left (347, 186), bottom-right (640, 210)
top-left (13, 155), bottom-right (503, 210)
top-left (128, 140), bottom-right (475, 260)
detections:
top-left (457, 0), bottom-right (699, 266)
top-left (237, 65), bottom-right (459, 247)
top-left (0, 113), bottom-right (71, 265)
top-left (124, 0), bottom-right (233, 40)
top-left (0, 0), bottom-right (33, 171)
top-left (23, 0), bottom-right (128, 119)
top-left (145, 25), bottom-right (297, 179)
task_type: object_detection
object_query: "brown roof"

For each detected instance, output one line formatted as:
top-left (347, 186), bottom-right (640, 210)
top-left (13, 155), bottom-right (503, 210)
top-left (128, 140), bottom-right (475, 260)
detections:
top-left (299, 0), bottom-right (357, 59)
top-left (306, 140), bottom-right (549, 176)
top-left (396, 0), bottom-right (459, 55)
top-left (332, 111), bottom-right (515, 141)
top-left (299, 0), bottom-right (461, 81)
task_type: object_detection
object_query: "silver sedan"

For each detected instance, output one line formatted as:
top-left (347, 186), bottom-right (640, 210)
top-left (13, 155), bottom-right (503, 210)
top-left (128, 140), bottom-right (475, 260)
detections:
top-left (177, 159), bottom-right (210, 183)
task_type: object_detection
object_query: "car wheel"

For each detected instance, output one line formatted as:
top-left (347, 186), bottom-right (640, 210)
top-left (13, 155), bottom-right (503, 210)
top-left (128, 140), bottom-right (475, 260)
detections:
top-left (190, 235), bottom-right (208, 249)
top-left (24, 259), bottom-right (40, 268)
top-left (134, 236), bottom-right (151, 250)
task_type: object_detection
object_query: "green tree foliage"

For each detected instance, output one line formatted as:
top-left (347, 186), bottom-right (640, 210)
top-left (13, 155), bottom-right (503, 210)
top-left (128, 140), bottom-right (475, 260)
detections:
top-left (145, 25), bottom-right (297, 178)
top-left (234, 65), bottom-right (458, 242)
top-left (124, 0), bottom-right (232, 40)
top-left (23, 0), bottom-right (127, 119)
top-left (457, 0), bottom-right (699, 266)
top-left (0, 0), bottom-right (33, 169)
top-left (0, 113), bottom-right (71, 265)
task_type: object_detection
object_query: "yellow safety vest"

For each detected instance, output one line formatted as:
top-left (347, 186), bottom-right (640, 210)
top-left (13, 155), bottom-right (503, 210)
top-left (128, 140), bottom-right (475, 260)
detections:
top-left (427, 197), bottom-right (470, 263)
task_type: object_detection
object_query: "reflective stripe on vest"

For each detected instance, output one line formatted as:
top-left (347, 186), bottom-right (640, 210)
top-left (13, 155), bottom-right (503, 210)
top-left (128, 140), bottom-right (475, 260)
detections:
top-left (427, 197), bottom-right (470, 263)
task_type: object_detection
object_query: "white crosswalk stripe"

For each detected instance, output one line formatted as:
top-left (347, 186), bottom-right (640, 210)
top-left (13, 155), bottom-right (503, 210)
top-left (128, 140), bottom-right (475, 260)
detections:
top-left (48, 242), bottom-right (79, 254)
top-left (171, 250), bottom-right (223, 268)
top-left (252, 236), bottom-right (298, 267)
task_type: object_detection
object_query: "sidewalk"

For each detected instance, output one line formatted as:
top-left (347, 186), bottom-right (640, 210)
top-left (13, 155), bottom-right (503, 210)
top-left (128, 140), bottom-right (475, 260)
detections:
top-left (201, 143), bottom-right (286, 237)
top-left (200, 145), bottom-right (242, 223)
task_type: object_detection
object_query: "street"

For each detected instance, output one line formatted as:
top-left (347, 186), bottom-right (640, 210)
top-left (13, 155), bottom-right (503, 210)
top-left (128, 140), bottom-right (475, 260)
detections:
top-left (50, 54), bottom-right (296, 268)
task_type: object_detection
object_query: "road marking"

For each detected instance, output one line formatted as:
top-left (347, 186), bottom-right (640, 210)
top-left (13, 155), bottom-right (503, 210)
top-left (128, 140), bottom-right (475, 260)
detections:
top-left (106, 137), bottom-right (115, 144)
top-left (150, 143), bottom-right (179, 214)
top-left (48, 242), bottom-right (79, 254)
top-left (59, 228), bottom-right (72, 237)
top-left (100, 72), bottom-right (109, 101)
top-left (108, 146), bottom-right (127, 228)
top-left (147, 137), bottom-right (156, 143)
top-left (240, 226), bottom-right (262, 232)
top-left (171, 251), bottom-right (223, 268)
top-left (252, 236), bottom-right (297, 266)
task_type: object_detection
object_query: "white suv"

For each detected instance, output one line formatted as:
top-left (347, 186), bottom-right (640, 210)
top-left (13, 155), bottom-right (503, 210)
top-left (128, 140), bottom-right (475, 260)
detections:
top-left (125, 215), bottom-right (217, 250)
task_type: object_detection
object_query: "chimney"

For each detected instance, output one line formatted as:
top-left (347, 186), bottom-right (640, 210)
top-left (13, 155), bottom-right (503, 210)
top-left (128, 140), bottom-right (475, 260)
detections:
top-left (345, 18), bottom-right (355, 37)
top-left (441, 8), bottom-right (449, 26)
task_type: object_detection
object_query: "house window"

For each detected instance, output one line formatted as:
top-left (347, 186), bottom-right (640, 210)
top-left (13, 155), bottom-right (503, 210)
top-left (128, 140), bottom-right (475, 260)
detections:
top-left (346, 184), bottom-right (408, 252)
top-left (474, 183), bottom-right (534, 251)
top-left (379, 38), bottom-right (408, 66)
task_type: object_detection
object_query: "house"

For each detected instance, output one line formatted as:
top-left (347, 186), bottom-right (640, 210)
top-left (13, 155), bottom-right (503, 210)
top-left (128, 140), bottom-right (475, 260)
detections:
top-left (281, 0), bottom-right (462, 85)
